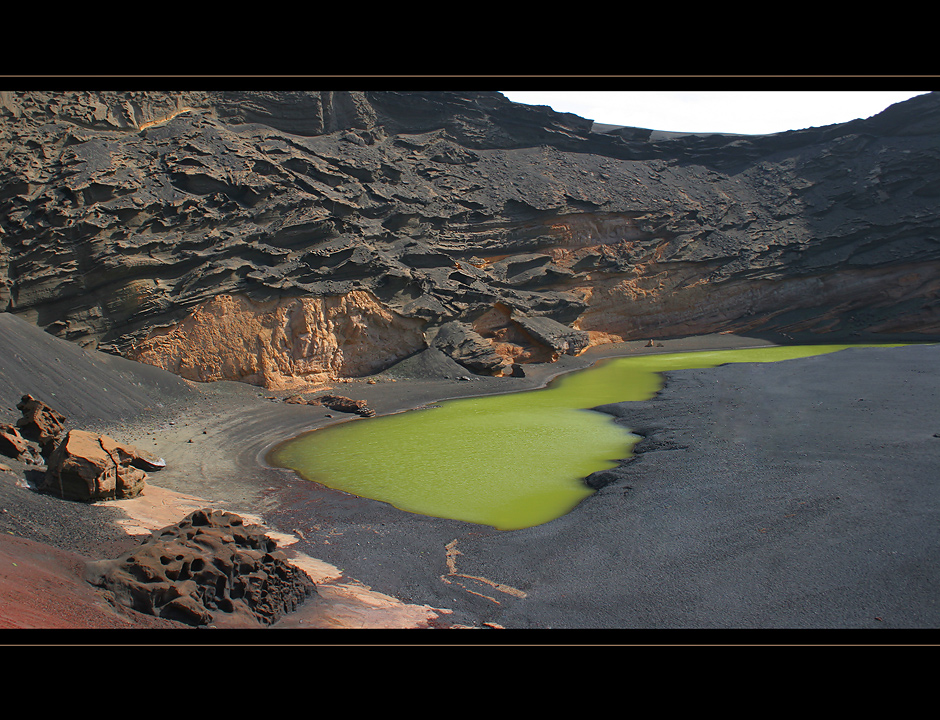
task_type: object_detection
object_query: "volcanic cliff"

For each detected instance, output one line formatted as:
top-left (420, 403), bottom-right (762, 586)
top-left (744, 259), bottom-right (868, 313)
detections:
top-left (2, 89), bottom-right (939, 388)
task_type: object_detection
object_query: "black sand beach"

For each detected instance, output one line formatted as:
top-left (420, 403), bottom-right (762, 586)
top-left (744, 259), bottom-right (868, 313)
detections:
top-left (1, 311), bottom-right (938, 639)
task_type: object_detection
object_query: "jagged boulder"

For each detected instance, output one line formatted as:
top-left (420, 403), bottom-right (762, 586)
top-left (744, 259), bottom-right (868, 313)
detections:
top-left (510, 314), bottom-right (591, 357)
top-left (312, 394), bottom-right (376, 417)
top-left (283, 393), bottom-right (376, 416)
top-left (85, 509), bottom-right (317, 627)
top-left (428, 321), bottom-right (509, 375)
top-left (15, 394), bottom-right (66, 456)
top-left (41, 429), bottom-right (160, 501)
top-left (0, 422), bottom-right (41, 463)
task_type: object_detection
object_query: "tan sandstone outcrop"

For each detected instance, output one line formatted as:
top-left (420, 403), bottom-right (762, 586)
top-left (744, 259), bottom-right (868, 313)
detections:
top-left (128, 291), bottom-right (426, 390)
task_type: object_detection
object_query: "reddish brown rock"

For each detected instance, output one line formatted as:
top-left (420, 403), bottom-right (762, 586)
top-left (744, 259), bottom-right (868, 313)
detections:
top-left (84, 509), bottom-right (317, 627)
top-left (127, 292), bottom-right (425, 390)
top-left (98, 435), bottom-right (166, 471)
top-left (42, 429), bottom-right (152, 501)
top-left (15, 394), bottom-right (66, 454)
top-left (0, 422), bottom-right (35, 462)
top-left (310, 394), bottom-right (376, 417)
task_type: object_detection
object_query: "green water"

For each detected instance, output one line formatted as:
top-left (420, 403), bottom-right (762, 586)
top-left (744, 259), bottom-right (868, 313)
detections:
top-left (269, 343), bottom-right (900, 530)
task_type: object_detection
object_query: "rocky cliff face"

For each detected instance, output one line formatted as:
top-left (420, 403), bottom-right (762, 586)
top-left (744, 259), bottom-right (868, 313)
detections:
top-left (2, 89), bottom-right (939, 386)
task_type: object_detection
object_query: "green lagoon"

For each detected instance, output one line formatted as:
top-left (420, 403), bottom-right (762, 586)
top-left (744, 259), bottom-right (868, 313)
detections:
top-left (269, 344), bottom-right (901, 531)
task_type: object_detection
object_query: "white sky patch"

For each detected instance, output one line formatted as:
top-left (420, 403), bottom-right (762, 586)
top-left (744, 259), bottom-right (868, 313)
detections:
top-left (499, 90), bottom-right (932, 135)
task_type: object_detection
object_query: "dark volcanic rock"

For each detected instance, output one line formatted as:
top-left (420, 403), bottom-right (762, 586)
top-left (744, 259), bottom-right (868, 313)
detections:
top-left (510, 313), bottom-right (590, 357)
top-left (428, 321), bottom-right (509, 375)
top-left (85, 508), bottom-right (316, 627)
top-left (2, 89), bottom-right (940, 385)
top-left (283, 392), bottom-right (376, 417)
top-left (311, 394), bottom-right (375, 417)
top-left (384, 346), bottom-right (482, 380)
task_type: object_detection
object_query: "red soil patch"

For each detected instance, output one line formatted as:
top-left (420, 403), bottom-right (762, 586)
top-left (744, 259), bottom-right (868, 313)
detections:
top-left (0, 533), bottom-right (187, 630)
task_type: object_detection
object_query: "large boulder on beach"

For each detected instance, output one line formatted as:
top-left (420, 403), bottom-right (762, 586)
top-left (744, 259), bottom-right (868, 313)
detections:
top-left (85, 509), bottom-right (317, 627)
top-left (41, 429), bottom-right (158, 501)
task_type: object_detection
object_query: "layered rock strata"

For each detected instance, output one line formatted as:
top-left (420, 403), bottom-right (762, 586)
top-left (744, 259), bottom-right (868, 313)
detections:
top-left (2, 89), bottom-right (939, 386)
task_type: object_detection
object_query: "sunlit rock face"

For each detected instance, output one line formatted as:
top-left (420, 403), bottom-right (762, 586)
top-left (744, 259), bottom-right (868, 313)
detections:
top-left (2, 89), bottom-right (939, 386)
top-left (128, 291), bottom-right (426, 389)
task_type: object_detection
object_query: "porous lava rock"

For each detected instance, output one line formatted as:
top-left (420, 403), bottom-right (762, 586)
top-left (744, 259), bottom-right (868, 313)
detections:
top-left (41, 429), bottom-right (159, 501)
top-left (85, 509), bottom-right (317, 627)
top-left (0, 394), bottom-right (66, 463)
top-left (15, 394), bottom-right (66, 457)
top-left (282, 392), bottom-right (376, 416)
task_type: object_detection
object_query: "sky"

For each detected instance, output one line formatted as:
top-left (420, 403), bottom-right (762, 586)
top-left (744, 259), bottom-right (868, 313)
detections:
top-left (498, 90), bottom-right (932, 135)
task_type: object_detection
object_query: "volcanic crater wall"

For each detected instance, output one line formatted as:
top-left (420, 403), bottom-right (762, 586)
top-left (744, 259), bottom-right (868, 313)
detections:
top-left (2, 89), bottom-right (939, 387)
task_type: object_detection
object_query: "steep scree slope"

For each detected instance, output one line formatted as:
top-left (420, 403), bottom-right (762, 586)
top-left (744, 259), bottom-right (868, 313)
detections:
top-left (2, 89), bottom-right (939, 387)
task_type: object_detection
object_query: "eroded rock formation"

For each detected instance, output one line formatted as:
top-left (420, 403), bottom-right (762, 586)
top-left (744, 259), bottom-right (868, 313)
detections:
top-left (2, 89), bottom-right (939, 387)
top-left (128, 290), bottom-right (425, 389)
top-left (0, 422), bottom-right (38, 463)
top-left (15, 394), bottom-right (66, 457)
top-left (0, 394), bottom-right (65, 463)
top-left (85, 508), bottom-right (316, 626)
top-left (42, 428), bottom-right (164, 501)
top-left (0, 393), bottom-right (164, 501)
